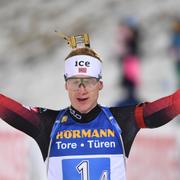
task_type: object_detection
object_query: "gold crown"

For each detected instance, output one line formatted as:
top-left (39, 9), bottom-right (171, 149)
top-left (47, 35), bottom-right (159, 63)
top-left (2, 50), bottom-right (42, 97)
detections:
top-left (55, 31), bottom-right (90, 49)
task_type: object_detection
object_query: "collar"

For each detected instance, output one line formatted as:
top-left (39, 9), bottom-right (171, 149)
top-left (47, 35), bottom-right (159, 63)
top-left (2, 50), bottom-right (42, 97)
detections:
top-left (68, 105), bottom-right (101, 123)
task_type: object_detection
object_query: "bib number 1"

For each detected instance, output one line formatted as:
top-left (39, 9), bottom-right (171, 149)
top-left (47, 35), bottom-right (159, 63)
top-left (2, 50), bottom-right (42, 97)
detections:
top-left (62, 158), bottom-right (110, 180)
top-left (76, 160), bottom-right (108, 180)
top-left (76, 161), bottom-right (89, 180)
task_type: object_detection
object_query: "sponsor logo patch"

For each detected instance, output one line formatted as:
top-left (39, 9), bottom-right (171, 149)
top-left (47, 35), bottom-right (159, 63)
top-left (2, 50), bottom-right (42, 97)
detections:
top-left (61, 116), bottom-right (68, 123)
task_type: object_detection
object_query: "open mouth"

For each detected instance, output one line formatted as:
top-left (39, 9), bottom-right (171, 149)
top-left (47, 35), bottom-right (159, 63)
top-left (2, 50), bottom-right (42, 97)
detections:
top-left (77, 98), bottom-right (88, 102)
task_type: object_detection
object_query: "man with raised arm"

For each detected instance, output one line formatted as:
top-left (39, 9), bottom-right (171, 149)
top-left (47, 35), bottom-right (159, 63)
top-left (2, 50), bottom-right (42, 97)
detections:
top-left (0, 33), bottom-right (180, 180)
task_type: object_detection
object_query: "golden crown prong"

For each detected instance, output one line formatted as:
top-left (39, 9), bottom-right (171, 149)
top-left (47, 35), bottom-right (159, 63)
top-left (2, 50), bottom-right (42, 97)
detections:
top-left (83, 33), bottom-right (90, 47)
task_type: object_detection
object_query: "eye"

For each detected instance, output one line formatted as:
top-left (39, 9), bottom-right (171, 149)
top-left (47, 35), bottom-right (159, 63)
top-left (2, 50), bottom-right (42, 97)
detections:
top-left (72, 80), bottom-right (80, 85)
top-left (89, 78), bottom-right (98, 85)
top-left (83, 79), bottom-right (90, 84)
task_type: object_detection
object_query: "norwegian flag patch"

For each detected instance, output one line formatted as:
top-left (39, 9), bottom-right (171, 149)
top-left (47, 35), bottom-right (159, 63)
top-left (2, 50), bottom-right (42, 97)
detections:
top-left (78, 67), bottom-right (87, 73)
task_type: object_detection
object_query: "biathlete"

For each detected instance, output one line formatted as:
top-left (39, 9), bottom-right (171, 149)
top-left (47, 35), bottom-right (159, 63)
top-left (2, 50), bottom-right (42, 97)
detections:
top-left (0, 33), bottom-right (180, 180)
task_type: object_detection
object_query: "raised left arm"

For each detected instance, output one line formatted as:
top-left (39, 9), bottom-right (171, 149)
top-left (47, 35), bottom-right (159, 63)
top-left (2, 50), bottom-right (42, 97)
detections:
top-left (135, 89), bottom-right (180, 128)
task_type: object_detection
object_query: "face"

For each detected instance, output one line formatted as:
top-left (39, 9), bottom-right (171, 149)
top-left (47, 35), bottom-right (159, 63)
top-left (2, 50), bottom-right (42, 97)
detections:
top-left (65, 76), bottom-right (103, 113)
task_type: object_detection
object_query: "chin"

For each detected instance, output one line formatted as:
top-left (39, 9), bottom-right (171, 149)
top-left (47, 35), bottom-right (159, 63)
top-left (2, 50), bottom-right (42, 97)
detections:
top-left (76, 104), bottom-right (92, 114)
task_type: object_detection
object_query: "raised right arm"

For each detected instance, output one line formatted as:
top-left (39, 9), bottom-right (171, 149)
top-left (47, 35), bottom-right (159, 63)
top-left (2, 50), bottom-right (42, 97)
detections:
top-left (0, 94), bottom-right (42, 138)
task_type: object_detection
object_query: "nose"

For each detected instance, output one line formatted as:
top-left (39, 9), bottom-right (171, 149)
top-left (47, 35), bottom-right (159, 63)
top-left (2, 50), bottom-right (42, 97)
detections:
top-left (79, 83), bottom-right (86, 88)
top-left (78, 83), bottom-right (87, 92)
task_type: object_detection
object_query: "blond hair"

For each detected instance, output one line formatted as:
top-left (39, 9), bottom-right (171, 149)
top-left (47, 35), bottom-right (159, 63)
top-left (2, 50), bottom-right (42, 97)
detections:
top-left (65, 48), bottom-right (102, 62)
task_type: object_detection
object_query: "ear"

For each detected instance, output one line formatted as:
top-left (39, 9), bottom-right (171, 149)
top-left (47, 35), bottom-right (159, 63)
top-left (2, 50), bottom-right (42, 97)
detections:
top-left (98, 81), bottom-right (103, 91)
